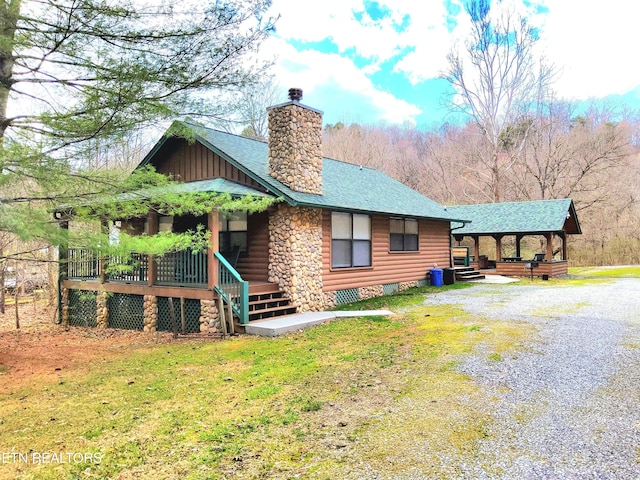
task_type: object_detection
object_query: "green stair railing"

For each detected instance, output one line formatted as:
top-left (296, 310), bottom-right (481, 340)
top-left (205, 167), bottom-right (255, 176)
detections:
top-left (214, 252), bottom-right (249, 324)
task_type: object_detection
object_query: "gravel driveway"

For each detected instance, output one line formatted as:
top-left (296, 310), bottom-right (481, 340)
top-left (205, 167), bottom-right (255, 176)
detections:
top-left (422, 278), bottom-right (640, 480)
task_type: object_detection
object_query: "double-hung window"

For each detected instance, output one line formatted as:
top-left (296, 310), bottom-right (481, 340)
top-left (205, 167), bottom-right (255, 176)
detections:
top-left (331, 212), bottom-right (371, 268)
top-left (390, 217), bottom-right (419, 252)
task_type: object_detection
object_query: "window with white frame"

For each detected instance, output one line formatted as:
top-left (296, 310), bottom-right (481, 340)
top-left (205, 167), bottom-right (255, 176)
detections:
top-left (331, 212), bottom-right (371, 268)
top-left (390, 217), bottom-right (418, 251)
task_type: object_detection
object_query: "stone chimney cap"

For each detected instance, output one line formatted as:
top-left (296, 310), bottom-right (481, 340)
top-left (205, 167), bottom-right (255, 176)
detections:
top-left (288, 88), bottom-right (303, 102)
top-left (267, 88), bottom-right (324, 115)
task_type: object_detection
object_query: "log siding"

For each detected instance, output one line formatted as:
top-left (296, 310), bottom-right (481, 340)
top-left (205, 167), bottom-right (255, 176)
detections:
top-left (322, 211), bottom-right (451, 291)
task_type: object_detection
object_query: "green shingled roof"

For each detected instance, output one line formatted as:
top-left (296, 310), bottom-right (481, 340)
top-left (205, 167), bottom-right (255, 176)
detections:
top-left (447, 199), bottom-right (581, 235)
top-left (149, 121), bottom-right (464, 222)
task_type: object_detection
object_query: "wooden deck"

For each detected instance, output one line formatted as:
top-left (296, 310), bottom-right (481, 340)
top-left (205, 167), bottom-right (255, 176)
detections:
top-left (470, 260), bottom-right (568, 278)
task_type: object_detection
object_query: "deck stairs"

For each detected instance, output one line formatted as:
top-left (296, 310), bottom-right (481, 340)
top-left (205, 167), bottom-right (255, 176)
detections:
top-left (453, 266), bottom-right (486, 282)
top-left (247, 283), bottom-right (297, 322)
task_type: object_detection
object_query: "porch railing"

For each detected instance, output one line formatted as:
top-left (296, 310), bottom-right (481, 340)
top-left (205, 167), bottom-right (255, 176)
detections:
top-left (106, 253), bottom-right (149, 283)
top-left (68, 248), bottom-right (208, 287)
top-left (214, 251), bottom-right (249, 325)
top-left (156, 250), bottom-right (208, 286)
top-left (68, 248), bottom-right (100, 279)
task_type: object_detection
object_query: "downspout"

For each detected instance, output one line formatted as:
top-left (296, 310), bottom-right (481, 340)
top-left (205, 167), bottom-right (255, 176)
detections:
top-left (449, 221), bottom-right (470, 267)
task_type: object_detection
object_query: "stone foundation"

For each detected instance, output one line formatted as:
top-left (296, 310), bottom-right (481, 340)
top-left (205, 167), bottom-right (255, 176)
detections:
top-left (269, 204), bottom-right (324, 312)
top-left (358, 285), bottom-right (384, 300)
top-left (323, 291), bottom-right (337, 310)
top-left (199, 299), bottom-right (221, 333)
top-left (143, 295), bottom-right (158, 333)
top-left (96, 292), bottom-right (109, 328)
top-left (399, 281), bottom-right (419, 291)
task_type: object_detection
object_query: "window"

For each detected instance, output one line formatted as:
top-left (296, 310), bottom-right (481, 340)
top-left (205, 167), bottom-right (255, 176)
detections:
top-left (390, 217), bottom-right (418, 252)
top-left (219, 212), bottom-right (248, 255)
top-left (331, 212), bottom-right (371, 268)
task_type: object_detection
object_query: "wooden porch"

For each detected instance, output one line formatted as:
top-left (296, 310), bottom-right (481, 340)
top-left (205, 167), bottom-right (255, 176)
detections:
top-left (62, 247), bottom-right (295, 329)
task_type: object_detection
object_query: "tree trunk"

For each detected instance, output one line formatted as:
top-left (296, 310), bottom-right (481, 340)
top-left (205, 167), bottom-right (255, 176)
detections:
top-left (0, 0), bottom-right (22, 139)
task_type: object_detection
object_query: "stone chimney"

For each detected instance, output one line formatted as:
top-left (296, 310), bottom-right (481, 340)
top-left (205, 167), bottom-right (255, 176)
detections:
top-left (268, 88), bottom-right (323, 195)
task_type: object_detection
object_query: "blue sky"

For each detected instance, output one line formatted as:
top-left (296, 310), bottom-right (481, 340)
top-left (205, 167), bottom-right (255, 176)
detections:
top-left (261, 0), bottom-right (640, 129)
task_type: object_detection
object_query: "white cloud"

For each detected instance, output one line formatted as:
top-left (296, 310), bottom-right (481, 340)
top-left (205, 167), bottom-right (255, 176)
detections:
top-left (263, 0), bottom-right (640, 125)
top-left (261, 37), bottom-right (422, 124)
top-left (538, 0), bottom-right (640, 99)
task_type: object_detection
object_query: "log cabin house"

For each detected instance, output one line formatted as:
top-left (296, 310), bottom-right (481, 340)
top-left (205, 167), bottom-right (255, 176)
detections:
top-left (59, 89), bottom-right (469, 334)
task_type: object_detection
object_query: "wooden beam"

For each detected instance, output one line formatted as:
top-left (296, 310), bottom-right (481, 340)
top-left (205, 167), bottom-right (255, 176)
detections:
top-left (61, 280), bottom-right (216, 300)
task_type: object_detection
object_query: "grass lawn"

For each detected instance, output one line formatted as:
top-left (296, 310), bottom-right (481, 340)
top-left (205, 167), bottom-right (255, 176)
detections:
top-left (0, 284), bottom-right (532, 479)
top-left (569, 265), bottom-right (640, 278)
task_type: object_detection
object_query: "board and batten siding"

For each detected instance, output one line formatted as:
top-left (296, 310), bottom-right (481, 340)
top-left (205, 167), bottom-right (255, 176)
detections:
top-left (321, 211), bottom-right (451, 292)
top-left (153, 138), bottom-right (264, 189)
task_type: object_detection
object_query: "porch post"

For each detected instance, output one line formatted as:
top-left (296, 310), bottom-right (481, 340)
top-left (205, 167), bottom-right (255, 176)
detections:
top-left (560, 232), bottom-right (567, 260)
top-left (147, 211), bottom-right (158, 286)
top-left (545, 233), bottom-right (554, 261)
top-left (99, 219), bottom-right (108, 283)
top-left (208, 210), bottom-right (219, 290)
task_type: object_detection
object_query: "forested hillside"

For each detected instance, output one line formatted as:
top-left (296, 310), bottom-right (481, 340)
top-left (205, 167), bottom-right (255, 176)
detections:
top-left (323, 104), bottom-right (640, 266)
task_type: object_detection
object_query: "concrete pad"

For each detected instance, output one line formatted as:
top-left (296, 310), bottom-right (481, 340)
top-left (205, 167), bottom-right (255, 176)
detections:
top-left (472, 275), bottom-right (520, 284)
top-left (244, 310), bottom-right (395, 337)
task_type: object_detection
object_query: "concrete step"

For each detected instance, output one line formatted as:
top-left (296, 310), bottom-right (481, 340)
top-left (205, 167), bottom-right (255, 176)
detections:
top-left (244, 310), bottom-right (394, 336)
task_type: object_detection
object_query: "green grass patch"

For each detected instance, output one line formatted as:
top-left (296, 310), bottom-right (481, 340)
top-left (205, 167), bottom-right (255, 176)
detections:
top-left (0, 286), bottom-right (532, 480)
top-left (569, 265), bottom-right (640, 278)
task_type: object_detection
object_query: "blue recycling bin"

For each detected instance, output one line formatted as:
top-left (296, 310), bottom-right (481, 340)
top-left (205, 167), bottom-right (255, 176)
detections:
top-left (430, 268), bottom-right (443, 287)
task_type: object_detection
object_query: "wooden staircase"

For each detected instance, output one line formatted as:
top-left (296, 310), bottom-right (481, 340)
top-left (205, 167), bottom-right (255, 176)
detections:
top-left (453, 266), bottom-right (485, 282)
top-left (247, 283), bottom-right (297, 321)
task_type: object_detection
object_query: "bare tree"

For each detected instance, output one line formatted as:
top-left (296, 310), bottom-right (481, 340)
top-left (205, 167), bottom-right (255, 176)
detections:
top-left (441, 0), bottom-right (554, 201)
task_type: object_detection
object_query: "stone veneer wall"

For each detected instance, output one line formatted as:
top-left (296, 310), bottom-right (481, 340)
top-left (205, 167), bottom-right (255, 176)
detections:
top-left (199, 300), bottom-right (221, 333)
top-left (269, 204), bottom-right (324, 312)
top-left (268, 102), bottom-right (323, 195)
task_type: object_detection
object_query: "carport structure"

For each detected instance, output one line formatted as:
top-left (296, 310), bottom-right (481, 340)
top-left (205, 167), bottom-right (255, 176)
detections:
top-left (447, 199), bottom-right (582, 277)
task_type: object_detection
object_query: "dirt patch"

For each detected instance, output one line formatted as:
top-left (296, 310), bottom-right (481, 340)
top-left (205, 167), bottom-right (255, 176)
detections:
top-left (0, 302), bottom-right (178, 392)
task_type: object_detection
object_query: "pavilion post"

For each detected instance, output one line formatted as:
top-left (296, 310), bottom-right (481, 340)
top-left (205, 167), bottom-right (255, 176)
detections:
top-left (473, 235), bottom-right (480, 265)
top-left (545, 233), bottom-right (554, 261)
top-left (516, 234), bottom-right (523, 259)
top-left (494, 235), bottom-right (503, 262)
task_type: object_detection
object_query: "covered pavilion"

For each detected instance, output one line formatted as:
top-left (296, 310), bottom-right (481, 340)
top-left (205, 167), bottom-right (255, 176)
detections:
top-left (447, 199), bottom-right (582, 278)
